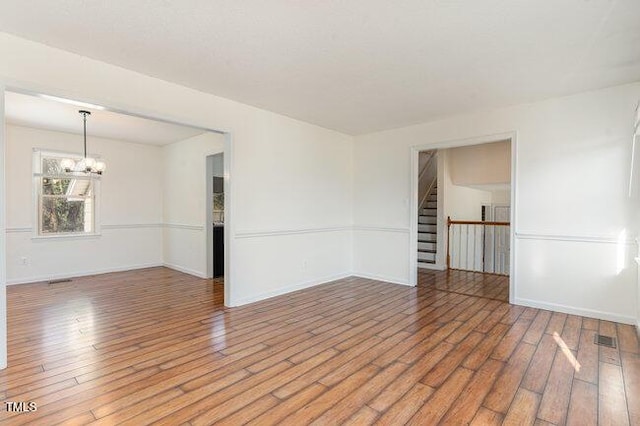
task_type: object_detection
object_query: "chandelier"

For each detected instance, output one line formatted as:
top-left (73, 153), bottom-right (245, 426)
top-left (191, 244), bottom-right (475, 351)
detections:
top-left (61, 110), bottom-right (106, 175)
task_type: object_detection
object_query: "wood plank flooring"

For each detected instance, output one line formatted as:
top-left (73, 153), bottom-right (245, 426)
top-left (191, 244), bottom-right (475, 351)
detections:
top-left (0, 267), bottom-right (638, 425)
top-left (419, 268), bottom-right (510, 302)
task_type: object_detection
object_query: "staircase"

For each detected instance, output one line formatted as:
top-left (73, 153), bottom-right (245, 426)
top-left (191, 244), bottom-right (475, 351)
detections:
top-left (418, 185), bottom-right (437, 266)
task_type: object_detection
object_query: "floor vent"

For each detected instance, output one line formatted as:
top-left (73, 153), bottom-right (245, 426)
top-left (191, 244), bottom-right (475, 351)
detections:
top-left (48, 279), bottom-right (72, 285)
top-left (594, 334), bottom-right (617, 349)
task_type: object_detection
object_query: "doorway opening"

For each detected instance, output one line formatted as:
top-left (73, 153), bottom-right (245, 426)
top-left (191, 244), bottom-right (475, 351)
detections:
top-left (0, 87), bottom-right (232, 369)
top-left (410, 134), bottom-right (516, 303)
top-left (206, 153), bottom-right (225, 284)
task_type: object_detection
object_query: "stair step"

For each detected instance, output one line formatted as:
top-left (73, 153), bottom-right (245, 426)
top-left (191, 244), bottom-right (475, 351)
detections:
top-left (417, 224), bottom-right (436, 232)
top-left (418, 242), bottom-right (436, 251)
top-left (419, 215), bottom-right (437, 225)
top-left (418, 232), bottom-right (436, 242)
top-left (418, 251), bottom-right (436, 262)
top-left (420, 208), bottom-right (437, 216)
top-left (427, 194), bottom-right (437, 202)
top-left (418, 224), bottom-right (437, 233)
top-left (425, 201), bottom-right (437, 209)
top-left (417, 248), bottom-right (436, 253)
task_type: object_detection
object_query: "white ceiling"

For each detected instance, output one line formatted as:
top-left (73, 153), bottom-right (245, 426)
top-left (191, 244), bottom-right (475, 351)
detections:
top-left (0, 1), bottom-right (639, 135)
top-left (4, 91), bottom-right (206, 146)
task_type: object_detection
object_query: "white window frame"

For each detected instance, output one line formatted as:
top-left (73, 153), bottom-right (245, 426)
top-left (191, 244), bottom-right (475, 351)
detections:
top-left (32, 149), bottom-right (102, 239)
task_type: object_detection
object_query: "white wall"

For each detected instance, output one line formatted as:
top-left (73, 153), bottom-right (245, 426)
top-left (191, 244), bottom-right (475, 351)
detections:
top-left (231, 112), bottom-right (353, 304)
top-left (0, 33), bottom-right (354, 315)
top-left (354, 82), bottom-right (640, 324)
top-left (448, 140), bottom-right (511, 186)
top-left (6, 124), bottom-right (164, 284)
top-left (162, 132), bottom-right (224, 277)
top-left (491, 189), bottom-right (511, 205)
top-left (443, 142), bottom-right (511, 221)
top-left (445, 185), bottom-right (492, 221)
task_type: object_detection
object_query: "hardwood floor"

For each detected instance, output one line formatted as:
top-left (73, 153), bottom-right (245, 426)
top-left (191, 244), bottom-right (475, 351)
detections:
top-left (419, 268), bottom-right (509, 302)
top-left (0, 267), bottom-right (638, 425)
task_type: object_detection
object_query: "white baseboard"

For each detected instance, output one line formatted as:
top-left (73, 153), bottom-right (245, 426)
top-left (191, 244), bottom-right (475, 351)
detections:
top-left (228, 271), bottom-right (352, 307)
top-left (351, 271), bottom-right (411, 287)
top-left (7, 262), bottom-right (164, 285)
top-left (162, 263), bottom-right (207, 279)
top-left (514, 297), bottom-right (636, 325)
top-left (417, 263), bottom-right (446, 271)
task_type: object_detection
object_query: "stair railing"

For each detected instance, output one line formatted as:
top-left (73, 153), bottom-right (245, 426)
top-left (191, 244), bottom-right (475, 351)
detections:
top-left (446, 216), bottom-right (511, 275)
top-left (418, 152), bottom-right (438, 211)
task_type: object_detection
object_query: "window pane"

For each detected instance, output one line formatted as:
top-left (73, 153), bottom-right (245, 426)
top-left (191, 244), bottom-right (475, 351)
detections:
top-left (41, 197), bottom-right (86, 233)
top-left (43, 178), bottom-right (92, 197)
top-left (42, 157), bottom-right (63, 175)
top-left (42, 178), bottom-right (72, 195)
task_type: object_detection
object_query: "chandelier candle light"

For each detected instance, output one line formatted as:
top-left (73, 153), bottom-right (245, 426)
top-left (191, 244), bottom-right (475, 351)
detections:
top-left (61, 110), bottom-right (106, 175)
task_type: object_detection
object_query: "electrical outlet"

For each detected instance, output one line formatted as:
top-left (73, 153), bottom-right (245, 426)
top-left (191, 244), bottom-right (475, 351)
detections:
top-left (20, 256), bottom-right (27, 265)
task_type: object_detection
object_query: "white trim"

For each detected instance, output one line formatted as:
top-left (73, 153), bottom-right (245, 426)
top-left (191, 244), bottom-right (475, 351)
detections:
top-left (6, 227), bottom-right (32, 233)
top-left (223, 132), bottom-right (233, 307)
top-left (102, 223), bottom-right (163, 230)
top-left (6, 262), bottom-right (164, 285)
top-left (514, 297), bottom-right (636, 325)
top-left (636, 257), bottom-right (640, 335)
top-left (8, 223), bottom-right (208, 232)
top-left (163, 223), bottom-right (205, 231)
top-left (31, 232), bottom-right (102, 241)
top-left (351, 272), bottom-right (411, 287)
top-left (516, 232), bottom-right (635, 245)
top-left (228, 272), bottom-right (352, 306)
top-left (409, 147), bottom-right (419, 287)
top-left (352, 226), bottom-right (409, 234)
top-left (162, 262), bottom-right (207, 279)
top-left (9, 224), bottom-right (165, 232)
top-left (417, 263), bottom-right (447, 271)
top-left (509, 133), bottom-right (518, 304)
top-left (235, 226), bottom-right (352, 239)
top-left (0, 84), bottom-right (7, 369)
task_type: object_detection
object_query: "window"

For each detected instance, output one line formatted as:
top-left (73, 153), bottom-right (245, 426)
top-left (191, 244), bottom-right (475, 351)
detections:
top-left (34, 151), bottom-right (100, 236)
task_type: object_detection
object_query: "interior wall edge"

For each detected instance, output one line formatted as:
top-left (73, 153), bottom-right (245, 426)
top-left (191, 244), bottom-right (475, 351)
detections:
top-left (162, 262), bottom-right (207, 279)
top-left (351, 272), bottom-right (411, 287)
top-left (514, 297), bottom-right (636, 325)
top-left (6, 262), bottom-right (163, 285)
top-left (228, 271), bottom-right (353, 307)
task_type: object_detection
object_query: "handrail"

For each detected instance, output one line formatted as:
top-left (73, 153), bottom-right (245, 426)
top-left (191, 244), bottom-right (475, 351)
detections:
top-left (448, 219), bottom-right (510, 226)
top-left (418, 151), bottom-right (436, 181)
top-left (419, 175), bottom-right (437, 212)
top-left (418, 151), bottom-right (438, 211)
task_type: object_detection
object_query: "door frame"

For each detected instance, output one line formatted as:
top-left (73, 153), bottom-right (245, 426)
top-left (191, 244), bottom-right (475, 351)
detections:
top-left (0, 84), bottom-right (7, 369)
top-left (409, 132), bottom-right (518, 304)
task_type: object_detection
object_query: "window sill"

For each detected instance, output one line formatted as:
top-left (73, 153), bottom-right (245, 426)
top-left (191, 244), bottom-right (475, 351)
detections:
top-left (32, 232), bottom-right (102, 241)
